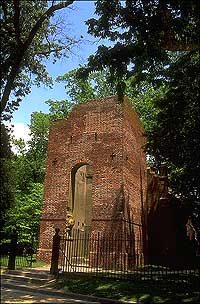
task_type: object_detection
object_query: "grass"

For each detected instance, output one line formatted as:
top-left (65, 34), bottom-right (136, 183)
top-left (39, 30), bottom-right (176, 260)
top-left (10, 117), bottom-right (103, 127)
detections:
top-left (55, 273), bottom-right (200, 303)
top-left (1, 255), bottom-right (199, 303)
top-left (0, 254), bottom-right (48, 269)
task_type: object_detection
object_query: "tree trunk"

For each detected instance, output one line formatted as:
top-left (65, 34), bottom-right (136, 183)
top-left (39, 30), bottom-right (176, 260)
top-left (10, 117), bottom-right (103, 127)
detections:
top-left (1, 0), bottom-right (75, 116)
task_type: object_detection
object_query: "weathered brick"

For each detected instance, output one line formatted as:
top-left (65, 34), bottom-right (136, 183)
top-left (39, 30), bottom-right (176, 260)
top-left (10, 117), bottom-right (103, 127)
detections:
top-left (37, 96), bottom-right (147, 262)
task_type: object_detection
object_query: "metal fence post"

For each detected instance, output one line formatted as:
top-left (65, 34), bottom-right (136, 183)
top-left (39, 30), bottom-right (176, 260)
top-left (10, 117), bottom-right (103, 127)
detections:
top-left (50, 228), bottom-right (61, 275)
top-left (8, 229), bottom-right (18, 270)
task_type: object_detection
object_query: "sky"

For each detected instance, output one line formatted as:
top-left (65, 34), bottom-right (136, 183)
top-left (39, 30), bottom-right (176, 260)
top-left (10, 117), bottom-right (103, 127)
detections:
top-left (11, 1), bottom-right (110, 141)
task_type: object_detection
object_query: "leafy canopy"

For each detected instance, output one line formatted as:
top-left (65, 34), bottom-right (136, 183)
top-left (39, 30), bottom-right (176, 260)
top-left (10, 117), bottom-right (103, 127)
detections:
top-left (77, 0), bottom-right (199, 96)
top-left (146, 53), bottom-right (200, 210)
top-left (4, 182), bottom-right (43, 247)
top-left (0, 0), bottom-right (76, 120)
top-left (0, 124), bottom-right (15, 232)
top-left (57, 68), bottom-right (116, 103)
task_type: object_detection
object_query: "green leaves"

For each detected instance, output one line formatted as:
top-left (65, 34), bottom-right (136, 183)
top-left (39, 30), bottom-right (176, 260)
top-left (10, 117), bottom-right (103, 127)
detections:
top-left (79, 0), bottom-right (200, 99)
top-left (145, 52), bottom-right (200, 226)
top-left (57, 68), bottom-right (116, 103)
top-left (1, 0), bottom-right (77, 119)
top-left (45, 99), bottom-right (74, 120)
top-left (4, 183), bottom-right (43, 247)
top-left (1, 97), bottom-right (78, 245)
top-left (28, 111), bottom-right (50, 155)
top-left (79, 1), bottom-right (200, 228)
top-left (0, 124), bottom-right (15, 232)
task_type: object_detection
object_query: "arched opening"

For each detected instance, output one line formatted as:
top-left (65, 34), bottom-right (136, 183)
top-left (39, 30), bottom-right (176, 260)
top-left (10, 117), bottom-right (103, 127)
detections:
top-left (68, 163), bottom-right (93, 232)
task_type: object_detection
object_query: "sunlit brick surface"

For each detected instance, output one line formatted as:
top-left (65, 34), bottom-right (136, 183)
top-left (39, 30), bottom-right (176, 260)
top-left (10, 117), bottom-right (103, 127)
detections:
top-left (37, 96), bottom-right (147, 262)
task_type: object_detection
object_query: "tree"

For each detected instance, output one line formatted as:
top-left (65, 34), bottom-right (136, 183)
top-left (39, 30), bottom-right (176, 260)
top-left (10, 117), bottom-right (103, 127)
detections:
top-left (10, 100), bottom-right (74, 193)
top-left (2, 112), bottom-right (49, 246)
top-left (4, 182), bottom-right (43, 249)
top-left (45, 99), bottom-right (74, 120)
top-left (0, 124), bottom-right (15, 232)
top-left (2, 99), bottom-right (76, 243)
top-left (27, 112), bottom-right (50, 183)
top-left (77, 0), bottom-right (199, 96)
top-left (57, 68), bottom-right (116, 102)
top-left (145, 52), bottom-right (200, 227)
top-left (0, 0), bottom-right (77, 119)
top-left (57, 67), bottom-right (165, 132)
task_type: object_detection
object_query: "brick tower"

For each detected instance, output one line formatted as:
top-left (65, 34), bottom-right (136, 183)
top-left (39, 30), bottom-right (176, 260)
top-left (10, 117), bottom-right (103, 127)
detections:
top-left (37, 96), bottom-right (147, 262)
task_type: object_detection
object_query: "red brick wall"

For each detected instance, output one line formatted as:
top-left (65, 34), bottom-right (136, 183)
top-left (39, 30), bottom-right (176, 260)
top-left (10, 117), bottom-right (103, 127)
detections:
top-left (122, 98), bottom-right (147, 239)
top-left (37, 96), bottom-right (147, 262)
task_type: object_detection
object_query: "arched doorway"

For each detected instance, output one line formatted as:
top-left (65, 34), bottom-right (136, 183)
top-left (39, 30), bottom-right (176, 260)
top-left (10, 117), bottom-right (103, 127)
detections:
top-left (68, 163), bottom-right (93, 233)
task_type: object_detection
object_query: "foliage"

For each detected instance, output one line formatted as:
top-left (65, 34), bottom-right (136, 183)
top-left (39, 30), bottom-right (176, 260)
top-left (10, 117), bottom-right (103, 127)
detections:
top-left (2, 112), bottom-right (50, 244)
top-left (0, 124), bottom-right (15, 232)
top-left (28, 112), bottom-right (50, 153)
top-left (4, 183), bottom-right (43, 248)
top-left (27, 111), bottom-right (50, 183)
top-left (78, 0), bottom-right (199, 96)
top-left (45, 99), bottom-right (74, 120)
top-left (11, 143), bottom-right (44, 191)
top-left (11, 111), bottom-right (50, 191)
top-left (145, 52), bottom-right (200, 226)
top-left (57, 68), bottom-right (116, 103)
top-left (125, 81), bottom-right (165, 133)
top-left (9, 101), bottom-right (73, 192)
top-left (57, 67), bottom-right (164, 133)
top-left (2, 101), bottom-right (74, 244)
top-left (0, 0), bottom-right (77, 120)
top-left (3, 118), bottom-right (45, 245)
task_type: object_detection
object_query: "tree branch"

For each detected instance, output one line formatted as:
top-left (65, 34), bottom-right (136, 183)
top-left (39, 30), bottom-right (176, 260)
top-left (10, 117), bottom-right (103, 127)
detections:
top-left (23, 1), bottom-right (75, 51)
top-left (36, 39), bottom-right (79, 56)
top-left (13, 0), bottom-right (21, 46)
top-left (36, 46), bottom-right (67, 56)
top-left (158, 1), bottom-right (199, 51)
top-left (0, 0), bottom-right (75, 116)
top-left (0, 60), bottom-right (22, 116)
top-left (161, 40), bottom-right (200, 52)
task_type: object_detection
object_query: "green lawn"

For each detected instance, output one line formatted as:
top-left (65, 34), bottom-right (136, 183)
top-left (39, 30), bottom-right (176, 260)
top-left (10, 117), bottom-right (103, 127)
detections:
top-left (1, 255), bottom-right (199, 303)
top-left (0, 255), bottom-right (48, 269)
top-left (55, 273), bottom-right (200, 303)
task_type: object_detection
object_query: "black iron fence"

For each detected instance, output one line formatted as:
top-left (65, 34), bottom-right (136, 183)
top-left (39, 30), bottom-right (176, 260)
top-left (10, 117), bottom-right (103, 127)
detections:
top-left (0, 254), bottom-right (34, 269)
top-left (49, 228), bottom-right (200, 288)
top-left (59, 229), bottom-right (143, 276)
top-left (0, 230), bottom-right (34, 270)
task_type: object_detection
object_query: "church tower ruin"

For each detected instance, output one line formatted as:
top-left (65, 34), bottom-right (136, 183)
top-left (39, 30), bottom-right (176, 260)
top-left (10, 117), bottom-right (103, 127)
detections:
top-left (37, 96), bottom-right (147, 262)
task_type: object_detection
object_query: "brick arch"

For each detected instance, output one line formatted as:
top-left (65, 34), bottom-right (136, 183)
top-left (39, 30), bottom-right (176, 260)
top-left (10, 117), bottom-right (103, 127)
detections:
top-left (68, 163), bottom-right (93, 230)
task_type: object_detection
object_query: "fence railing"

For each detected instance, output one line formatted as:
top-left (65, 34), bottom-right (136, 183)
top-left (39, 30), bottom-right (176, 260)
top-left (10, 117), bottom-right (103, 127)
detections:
top-left (0, 230), bottom-right (34, 270)
top-left (0, 254), bottom-right (34, 269)
top-left (59, 229), bottom-right (143, 276)
top-left (49, 228), bottom-right (200, 286)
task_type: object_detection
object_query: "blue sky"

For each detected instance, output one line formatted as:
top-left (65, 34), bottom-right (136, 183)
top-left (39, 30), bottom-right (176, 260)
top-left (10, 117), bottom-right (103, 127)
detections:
top-left (12, 1), bottom-right (109, 134)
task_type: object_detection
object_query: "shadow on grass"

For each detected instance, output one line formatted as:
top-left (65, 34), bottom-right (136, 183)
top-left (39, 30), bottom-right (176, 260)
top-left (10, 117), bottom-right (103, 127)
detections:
top-left (56, 273), bottom-right (200, 303)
